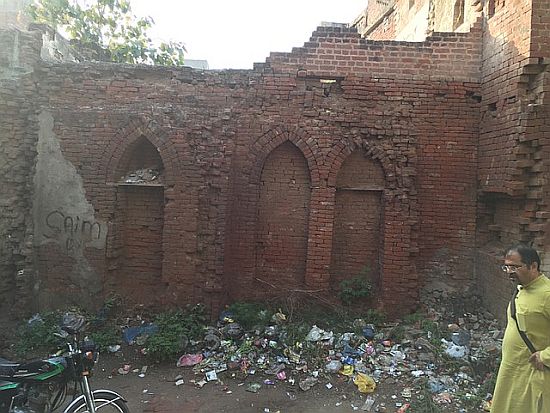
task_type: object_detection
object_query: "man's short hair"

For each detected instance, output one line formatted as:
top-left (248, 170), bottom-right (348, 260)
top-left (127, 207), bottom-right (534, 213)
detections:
top-left (505, 244), bottom-right (541, 271)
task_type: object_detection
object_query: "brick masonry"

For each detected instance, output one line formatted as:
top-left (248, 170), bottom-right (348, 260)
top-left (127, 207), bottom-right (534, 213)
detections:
top-left (353, 0), bottom-right (550, 322)
top-left (0, 29), bottom-right (40, 319)
top-left (255, 142), bottom-right (311, 290)
top-left (1, 0), bottom-right (548, 320)
top-left (475, 0), bottom-right (550, 319)
top-left (0, 24), bottom-right (482, 318)
top-left (330, 152), bottom-right (385, 291)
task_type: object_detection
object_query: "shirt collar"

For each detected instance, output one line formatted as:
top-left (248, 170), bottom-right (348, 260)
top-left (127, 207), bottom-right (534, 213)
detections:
top-left (522, 274), bottom-right (545, 289)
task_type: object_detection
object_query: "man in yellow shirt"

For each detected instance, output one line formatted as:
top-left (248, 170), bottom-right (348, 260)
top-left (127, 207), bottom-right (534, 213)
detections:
top-left (491, 244), bottom-right (550, 412)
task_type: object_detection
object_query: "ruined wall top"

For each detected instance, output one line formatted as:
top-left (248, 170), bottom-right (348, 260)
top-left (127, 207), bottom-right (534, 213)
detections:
top-left (263, 23), bottom-right (482, 83)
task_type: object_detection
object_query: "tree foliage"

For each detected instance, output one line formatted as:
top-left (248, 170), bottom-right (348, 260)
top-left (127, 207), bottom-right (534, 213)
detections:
top-left (27, 0), bottom-right (186, 65)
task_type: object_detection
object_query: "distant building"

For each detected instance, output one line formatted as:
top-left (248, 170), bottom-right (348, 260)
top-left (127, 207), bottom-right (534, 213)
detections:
top-left (184, 59), bottom-right (209, 70)
top-left (319, 21), bottom-right (349, 29)
top-left (351, 0), bottom-right (482, 41)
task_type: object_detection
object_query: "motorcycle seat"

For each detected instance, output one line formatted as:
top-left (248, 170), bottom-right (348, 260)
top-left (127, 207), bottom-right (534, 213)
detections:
top-left (0, 363), bottom-right (20, 378)
top-left (0, 358), bottom-right (19, 378)
top-left (0, 380), bottom-right (15, 388)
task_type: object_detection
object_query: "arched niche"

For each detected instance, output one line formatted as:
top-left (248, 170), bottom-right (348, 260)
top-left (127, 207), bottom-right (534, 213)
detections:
top-left (254, 141), bottom-right (311, 288)
top-left (329, 150), bottom-right (385, 291)
top-left (106, 136), bottom-right (166, 304)
top-left (113, 135), bottom-right (165, 183)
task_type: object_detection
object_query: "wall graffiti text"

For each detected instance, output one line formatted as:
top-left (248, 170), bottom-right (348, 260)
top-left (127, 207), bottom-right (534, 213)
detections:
top-left (43, 210), bottom-right (103, 254)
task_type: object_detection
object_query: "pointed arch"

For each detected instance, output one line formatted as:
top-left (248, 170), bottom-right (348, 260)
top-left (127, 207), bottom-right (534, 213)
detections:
top-left (101, 116), bottom-right (180, 185)
top-left (248, 125), bottom-right (321, 187)
top-left (225, 125), bottom-right (320, 300)
top-left (326, 138), bottom-right (396, 190)
top-left (98, 116), bottom-right (183, 306)
top-left (324, 134), bottom-right (419, 313)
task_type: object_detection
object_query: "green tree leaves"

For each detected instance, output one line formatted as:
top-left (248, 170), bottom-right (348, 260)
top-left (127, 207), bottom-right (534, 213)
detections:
top-left (27, 0), bottom-right (186, 66)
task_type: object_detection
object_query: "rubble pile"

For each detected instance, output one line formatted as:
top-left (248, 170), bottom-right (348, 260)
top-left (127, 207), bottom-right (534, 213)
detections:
top-left (122, 168), bottom-right (162, 184)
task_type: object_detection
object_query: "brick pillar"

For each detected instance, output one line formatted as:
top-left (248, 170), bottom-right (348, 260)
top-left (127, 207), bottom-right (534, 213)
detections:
top-left (304, 186), bottom-right (336, 290)
top-left (379, 195), bottom-right (418, 315)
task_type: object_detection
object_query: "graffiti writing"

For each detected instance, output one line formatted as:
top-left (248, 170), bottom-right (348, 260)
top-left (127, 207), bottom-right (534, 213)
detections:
top-left (43, 210), bottom-right (103, 254)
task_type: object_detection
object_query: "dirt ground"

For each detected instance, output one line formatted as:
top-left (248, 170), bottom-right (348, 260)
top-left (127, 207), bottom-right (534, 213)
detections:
top-left (94, 355), bottom-right (397, 412)
top-left (90, 353), bottom-right (478, 413)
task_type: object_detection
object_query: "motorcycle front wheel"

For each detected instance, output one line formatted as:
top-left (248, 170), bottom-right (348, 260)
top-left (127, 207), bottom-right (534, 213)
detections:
top-left (64, 391), bottom-right (129, 413)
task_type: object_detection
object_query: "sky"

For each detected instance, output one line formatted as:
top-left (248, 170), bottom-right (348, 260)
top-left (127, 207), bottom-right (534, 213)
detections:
top-left (129, 0), bottom-right (367, 70)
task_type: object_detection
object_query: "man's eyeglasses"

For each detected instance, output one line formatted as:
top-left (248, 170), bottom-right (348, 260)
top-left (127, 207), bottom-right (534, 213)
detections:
top-left (501, 264), bottom-right (525, 273)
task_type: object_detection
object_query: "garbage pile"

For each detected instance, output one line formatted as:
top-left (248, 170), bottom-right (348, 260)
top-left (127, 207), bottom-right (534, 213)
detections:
top-left (115, 289), bottom-right (502, 412)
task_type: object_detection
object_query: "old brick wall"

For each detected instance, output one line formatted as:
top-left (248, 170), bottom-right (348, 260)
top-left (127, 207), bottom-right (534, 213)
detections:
top-left (330, 152), bottom-right (385, 290)
top-left (475, 0), bottom-right (550, 318)
top-left (394, 0), bottom-right (430, 41)
top-left (110, 186), bottom-right (165, 303)
top-left (431, 0), bottom-right (482, 33)
top-left (0, 29), bottom-right (40, 320)
top-left (104, 137), bottom-right (166, 303)
top-left (366, 0), bottom-right (396, 25)
top-left (478, 0), bottom-right (533, 195)
top-left (2, 21), bottom-right (483, 317)
top-left (225, 25), bottom-right (482, 314)
top-left (30, 65), bottom-right (237, 312)
top-left (255, 142), bottom-right (311, 290)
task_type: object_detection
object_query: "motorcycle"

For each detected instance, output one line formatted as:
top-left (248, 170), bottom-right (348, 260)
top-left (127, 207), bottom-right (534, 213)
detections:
top-left (0, 313), bottom-right (129, 413)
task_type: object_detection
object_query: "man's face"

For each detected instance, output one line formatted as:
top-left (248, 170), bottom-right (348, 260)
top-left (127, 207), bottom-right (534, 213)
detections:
top-left (503, 251), bottom-right (534, 285)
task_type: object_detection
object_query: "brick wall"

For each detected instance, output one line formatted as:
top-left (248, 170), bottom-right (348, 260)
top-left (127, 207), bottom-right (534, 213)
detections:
top-left (366, 0), bottom-right (396, 25)
top-left (330, 151), bottom-right (384, 290)
top-left (530, 0), bottom-right (550, 58)
top-left (393, 0), bottom-right (430, 41)
top-left (0, 29), bottom-right (40, 320)
top-left (476, 248), bottom-right (515, 322)
top-left (265, 24), bottom-right (482, 82)
top-left (478, 0), bottom-right (533, 195)
top-left (330, 191), bottom-right (382, 286)
top-left (0, 21), bottom-right (485, 318)
top-left (415, 80), bottom-right (479, 283)
top-left (224, 24), bottom-right (481, 313)
top-left (362, 0), bottom-right (398, 40)
top-left (475, 0), bottom-right (550, 317)
top-left (254, 141), bottom-right (310, 290)
top-left (101, 185), bottom-right (165, 305)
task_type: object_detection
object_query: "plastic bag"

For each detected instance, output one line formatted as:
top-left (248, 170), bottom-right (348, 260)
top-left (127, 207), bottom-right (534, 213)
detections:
top-left (353, 372), bottom-right (376, 393)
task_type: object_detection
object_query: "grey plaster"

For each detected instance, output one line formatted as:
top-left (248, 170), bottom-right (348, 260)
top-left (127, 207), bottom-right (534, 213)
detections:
top-left (33, 111), bottom-right (104, 300)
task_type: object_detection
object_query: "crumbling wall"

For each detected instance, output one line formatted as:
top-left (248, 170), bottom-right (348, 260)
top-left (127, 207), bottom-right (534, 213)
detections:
top-left (1, 22), bottom-right (483, 318)
top-left (33, 111), bottom-right (106, 309)
top-left (225, 25), bottom-right (482, 314)
top-left (476, 0), bottom-right (550, 319)
top-left (30, 65), bottom-right (237, 313)
top-left (0, 29), bottom-right (40, 319)
top-left (330, 152), bottom-right (385, 290)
